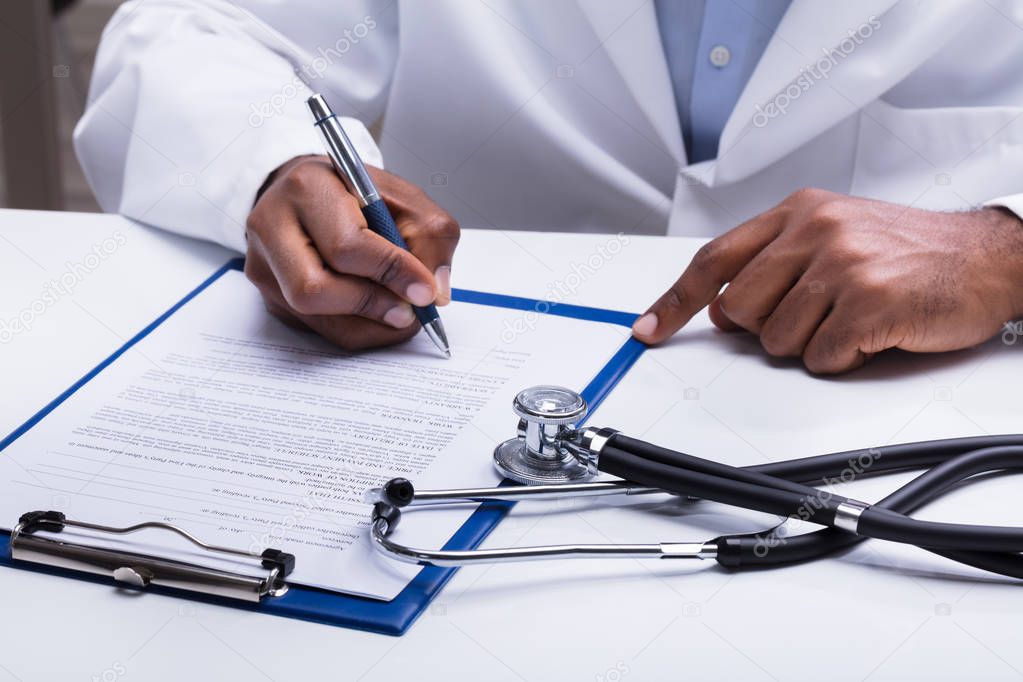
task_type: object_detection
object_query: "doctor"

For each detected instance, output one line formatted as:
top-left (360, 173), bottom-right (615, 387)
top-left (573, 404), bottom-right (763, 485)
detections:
top-left (75, 0), bottom-right (1023, 374)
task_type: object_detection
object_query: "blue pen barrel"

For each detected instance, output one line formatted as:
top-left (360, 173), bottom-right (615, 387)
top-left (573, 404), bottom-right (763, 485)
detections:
top-left (361, 198), bottom-right (440, 325)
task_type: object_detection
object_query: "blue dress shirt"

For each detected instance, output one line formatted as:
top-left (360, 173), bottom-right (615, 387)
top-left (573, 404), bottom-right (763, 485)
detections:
top-left (654, 0), bottom-right (791, 163)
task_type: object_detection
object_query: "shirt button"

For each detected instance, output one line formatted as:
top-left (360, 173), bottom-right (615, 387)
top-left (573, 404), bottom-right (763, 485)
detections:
top-left (709, 44), bottom-right (731, 68)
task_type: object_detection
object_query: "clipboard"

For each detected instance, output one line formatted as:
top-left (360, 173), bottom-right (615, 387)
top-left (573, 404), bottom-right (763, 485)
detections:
top-left (0, 258), bottom-right (646, 635)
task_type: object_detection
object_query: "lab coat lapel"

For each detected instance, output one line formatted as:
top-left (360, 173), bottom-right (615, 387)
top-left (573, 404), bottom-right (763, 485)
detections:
top-left (712, 0), bottom-right (973, 184)
top-left (577, 0), bottom-right (686, 164)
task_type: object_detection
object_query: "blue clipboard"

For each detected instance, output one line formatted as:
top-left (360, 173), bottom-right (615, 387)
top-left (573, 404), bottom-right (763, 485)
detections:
top-left (0, 258), bottom-right (646, 636)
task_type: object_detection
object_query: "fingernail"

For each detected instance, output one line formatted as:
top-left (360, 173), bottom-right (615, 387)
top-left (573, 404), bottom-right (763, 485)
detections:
top-left (632, 312), bottom-right (658, 337)
top-left (406, 282), bottom-right (434, 307)
top-left (434, 266), bottom-right (452, 305)
top-left (383, 304), bottom-right (416, 328)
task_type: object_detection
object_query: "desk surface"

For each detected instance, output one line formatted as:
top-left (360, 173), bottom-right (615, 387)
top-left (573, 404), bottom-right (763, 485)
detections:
top-left (1, 209), bottom-right (1021, 682)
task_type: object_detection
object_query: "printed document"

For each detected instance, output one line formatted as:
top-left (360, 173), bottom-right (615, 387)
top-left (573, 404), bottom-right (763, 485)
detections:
top-left (0, 270), bottom-right (631, 599)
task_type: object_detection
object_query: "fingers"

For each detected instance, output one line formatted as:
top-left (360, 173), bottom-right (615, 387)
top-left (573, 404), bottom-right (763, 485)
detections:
top-left (802, 302), bottom-right (868, 374)
top-left (300, 313), bottom-right (420, 351)
top-left (245, 156), bottom-right (465, 354)
top-left (632, 208), bottom-right (787, 344)
top-left (294, 184), bottom-right (438, 308)
top-left (713, 242), bottom-right (808, 334)
top-left (707, 296), bottom-right (742, 331)
top-left (245, 221), bottom-right (416, 328)
top-left (370, 166), bottom-right (460, 305)
top-left (265, 289), bottom-right (419, 351)
top-left (759, 274), bottom-right (834, 358)
top-left (399, 212), bottom-right (459, 306)
top-left (246, 251), bottom-right (419, 350)
top-left (262, 298), bottom-right (310, 332)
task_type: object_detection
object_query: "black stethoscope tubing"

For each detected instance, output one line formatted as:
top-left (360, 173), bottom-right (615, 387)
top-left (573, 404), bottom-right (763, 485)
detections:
top-left (600, 434), bottom-right (1023, 578)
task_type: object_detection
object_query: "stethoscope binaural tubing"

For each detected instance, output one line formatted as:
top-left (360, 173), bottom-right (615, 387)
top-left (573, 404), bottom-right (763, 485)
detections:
top-left (601, 434), bottom-right (1023, 576)
top-left (370, 434), bottom-right (1023, 579)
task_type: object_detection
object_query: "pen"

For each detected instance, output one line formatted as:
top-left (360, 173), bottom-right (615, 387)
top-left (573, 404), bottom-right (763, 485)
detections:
top-left (306, 93), bottom-right (451, 358)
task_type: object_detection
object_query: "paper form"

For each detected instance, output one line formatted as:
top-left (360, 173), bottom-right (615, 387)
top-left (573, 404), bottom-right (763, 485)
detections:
top-left (0, 269), bottom-right (631, 599)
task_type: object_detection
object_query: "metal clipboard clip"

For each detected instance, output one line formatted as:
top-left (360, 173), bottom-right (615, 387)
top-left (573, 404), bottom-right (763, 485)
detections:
top-left (10, 511), bottom-right (294, 603)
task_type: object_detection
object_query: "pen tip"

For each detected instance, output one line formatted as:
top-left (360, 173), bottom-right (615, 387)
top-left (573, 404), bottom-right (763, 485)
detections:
top-left (422, 318), bottom-right (451, 359)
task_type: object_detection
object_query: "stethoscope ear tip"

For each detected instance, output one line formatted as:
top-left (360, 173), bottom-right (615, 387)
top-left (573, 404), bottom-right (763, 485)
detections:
top-left (382, 478), bottom-right (415, 507)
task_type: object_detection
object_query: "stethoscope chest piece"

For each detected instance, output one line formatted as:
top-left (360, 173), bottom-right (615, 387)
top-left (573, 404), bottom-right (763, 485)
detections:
top-left (493, 385), bottom-right (591, 485)
top-left (370, 381), bottom-right (1023, 580)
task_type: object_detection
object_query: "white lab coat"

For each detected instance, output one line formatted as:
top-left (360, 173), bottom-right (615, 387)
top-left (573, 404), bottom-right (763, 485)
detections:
top-left (75, 0), bottom-right (1023, 254)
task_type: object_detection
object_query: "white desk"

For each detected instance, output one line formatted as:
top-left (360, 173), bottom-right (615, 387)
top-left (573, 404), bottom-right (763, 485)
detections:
top-left (1, 209), bottom-right (1021, 682)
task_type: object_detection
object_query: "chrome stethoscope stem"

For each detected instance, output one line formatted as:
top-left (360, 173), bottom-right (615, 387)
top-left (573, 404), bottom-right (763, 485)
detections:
top-left (370, 518), bottom-right (717, 567)
top-left (364, 385), bottom-right (1023, 581)
top-left (365, 479), bottom-right (663, 506)
top-left (364, 385), bottom-right (716, 568)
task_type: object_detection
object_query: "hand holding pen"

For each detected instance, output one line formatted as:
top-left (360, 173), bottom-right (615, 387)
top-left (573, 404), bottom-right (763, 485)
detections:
top-left (242, 98), bottom-right (458, 354)
top-left (307, 94), bottom-right (451, 356)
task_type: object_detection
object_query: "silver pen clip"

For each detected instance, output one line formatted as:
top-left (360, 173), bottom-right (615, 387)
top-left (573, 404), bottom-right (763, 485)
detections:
top-left (307, 93), bottom-right (380, 206)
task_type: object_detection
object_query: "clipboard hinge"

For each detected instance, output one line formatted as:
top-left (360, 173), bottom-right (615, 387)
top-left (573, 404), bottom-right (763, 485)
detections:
top-left (10, 511), bottom-right (295, 603)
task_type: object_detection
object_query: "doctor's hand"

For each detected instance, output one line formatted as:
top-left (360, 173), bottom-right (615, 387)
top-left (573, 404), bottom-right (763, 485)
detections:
top-left (244, 155), bottom-right (459, 351)
top-left (632, 189), bottom-right (1023, 374)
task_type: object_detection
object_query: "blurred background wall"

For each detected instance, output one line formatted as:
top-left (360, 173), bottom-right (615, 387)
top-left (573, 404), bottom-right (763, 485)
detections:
top-left (0, 0), bottom-right (123, 212)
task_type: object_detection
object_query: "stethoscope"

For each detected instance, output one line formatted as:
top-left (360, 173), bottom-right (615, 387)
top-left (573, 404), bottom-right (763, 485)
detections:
top-left (366, 386), bottom-right (1023, 579)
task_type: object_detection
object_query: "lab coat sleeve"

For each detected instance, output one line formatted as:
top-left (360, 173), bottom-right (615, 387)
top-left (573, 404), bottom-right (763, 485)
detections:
top-left (73, 0), bottom-right (396, 253)
top-left (984, 194), bottom-right (1023, 225)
